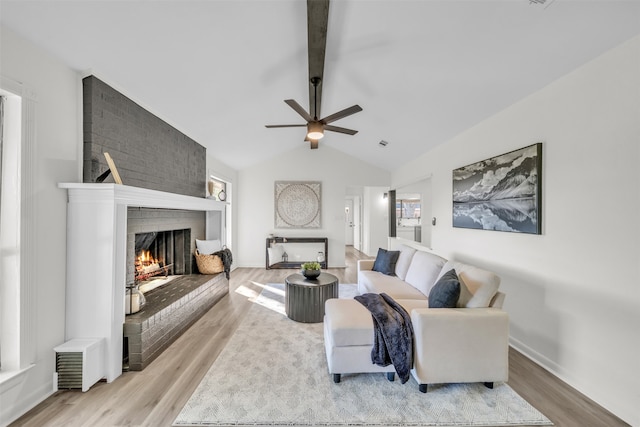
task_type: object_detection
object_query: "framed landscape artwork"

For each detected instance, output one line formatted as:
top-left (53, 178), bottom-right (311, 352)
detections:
top-left (452, 143), bottom-right (542, 234)
top-left (275, 181), bottom-right (321, 229)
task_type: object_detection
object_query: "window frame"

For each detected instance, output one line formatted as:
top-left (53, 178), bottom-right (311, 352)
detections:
top-left (0, 76), bottom-right (37, 387)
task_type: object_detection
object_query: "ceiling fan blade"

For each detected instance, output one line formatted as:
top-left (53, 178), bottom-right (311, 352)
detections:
top-left (307, 0), bottom-right (329, 118)
top-left (284, 99), bottom-right (313, 122)
top-left (324, 124), bottom-right (358, 135)
top-left (309, 139), bottom-right (319, 149)
top-left (321, 105), bottom-right (363, 124)
top-left (265, 124), bottom-right (307, 128)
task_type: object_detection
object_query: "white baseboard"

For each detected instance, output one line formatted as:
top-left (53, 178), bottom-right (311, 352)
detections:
top-left (0, 378), bottom-right (55, 427)
top-left (509, 337), bottom-right (635, 426)
top-left (509, 336), bottom-right (568, 378)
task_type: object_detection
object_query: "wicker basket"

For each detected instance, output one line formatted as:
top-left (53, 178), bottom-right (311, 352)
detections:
top-left (194, 249), bottom-right (224, 274)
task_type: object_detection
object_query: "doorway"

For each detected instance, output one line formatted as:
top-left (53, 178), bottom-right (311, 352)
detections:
top-left (344, 196), bottom-right (362, 251)
top-left (391, 178), bottom-right (432, 248)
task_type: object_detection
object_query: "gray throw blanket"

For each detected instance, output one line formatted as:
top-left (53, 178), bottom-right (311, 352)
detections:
top-left (212, 247), bottom-right (233, 280)
top-left (354, 293), bottom-right (414, 383)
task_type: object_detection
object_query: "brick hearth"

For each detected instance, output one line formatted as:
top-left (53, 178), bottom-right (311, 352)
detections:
top-left (123, 273), bottom-right (228, 371)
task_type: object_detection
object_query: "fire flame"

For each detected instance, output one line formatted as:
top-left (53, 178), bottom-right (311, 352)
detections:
top-left (136, 250), bottom-right (162, 273)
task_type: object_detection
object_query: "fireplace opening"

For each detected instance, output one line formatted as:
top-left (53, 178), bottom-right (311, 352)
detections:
top-left (130, 228), bottom-right (192, 296)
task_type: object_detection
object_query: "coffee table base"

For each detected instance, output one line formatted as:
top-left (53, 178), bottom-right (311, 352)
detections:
top-left (285, 273), bottom-right (339, 323)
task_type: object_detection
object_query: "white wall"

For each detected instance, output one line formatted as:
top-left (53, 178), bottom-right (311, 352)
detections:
top-left (392, 35), bottom-right (640, 425)
top-left (236, 144), bottom-right (390, 268)
top-left (0, 25), bottom-right (80, 425)
top-left (362, 187), bottom-right (390, 256)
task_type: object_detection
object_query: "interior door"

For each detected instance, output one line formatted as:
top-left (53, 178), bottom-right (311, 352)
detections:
top-left (345, 198), bottom-right (354, 246)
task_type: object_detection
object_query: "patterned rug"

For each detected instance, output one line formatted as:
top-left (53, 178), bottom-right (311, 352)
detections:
top-left (174, 283), bottom-right (552, 426)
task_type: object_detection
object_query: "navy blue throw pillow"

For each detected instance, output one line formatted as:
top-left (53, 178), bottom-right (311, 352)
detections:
top-left (372, 248), bottom-right (400, 276)
top-left (428, 269), bottom-right (461, 308)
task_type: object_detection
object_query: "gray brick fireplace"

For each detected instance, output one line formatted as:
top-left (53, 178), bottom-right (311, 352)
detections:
top-left (57, 76), bottom-right (229, 384)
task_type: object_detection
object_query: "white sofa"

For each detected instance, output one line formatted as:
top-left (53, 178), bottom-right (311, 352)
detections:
top-left (324, 244), bottom-right (509, 392)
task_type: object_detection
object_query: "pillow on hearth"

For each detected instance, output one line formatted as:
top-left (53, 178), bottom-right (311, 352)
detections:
top-left (196, 239), bottom-right (222, 255)
top-left (372, 248), bottom-right (400, 276)
top-left (428, 269), bottom-right (461, 308)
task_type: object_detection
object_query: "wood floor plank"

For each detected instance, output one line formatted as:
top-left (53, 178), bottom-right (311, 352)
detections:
top-left (9, 247), bottom-right (627, 426)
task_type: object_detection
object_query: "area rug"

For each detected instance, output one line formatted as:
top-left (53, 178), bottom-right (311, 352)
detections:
top-left (174, 283), bottom-right (552, 426)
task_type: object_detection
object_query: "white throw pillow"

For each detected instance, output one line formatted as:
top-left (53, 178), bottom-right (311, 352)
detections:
top-left (394, 245), bottom-right (417, 280)
top-left (403, 250), bottom-right (447, 297)
top-left (196, 239), bottom-right (222, 255)
top-left (267, 244), bottom-right (284, 266)
top-left (438, 260), bottom-right (501, 308)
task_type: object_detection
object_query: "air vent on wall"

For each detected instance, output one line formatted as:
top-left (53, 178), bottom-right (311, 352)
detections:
top-left (54, 338), bottom-right (105, 392)
top-left (56, 352), bottom-right (83, 389)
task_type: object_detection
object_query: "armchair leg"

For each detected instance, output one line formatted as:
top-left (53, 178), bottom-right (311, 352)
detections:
top-left (419, 384), bottom-right (428, 393)
top-left (483, 382), bottom-right (494, 389)
top-left (386, 372), bottom-right (395, 382)
top-left (333, 374), bottom-right (341, 383)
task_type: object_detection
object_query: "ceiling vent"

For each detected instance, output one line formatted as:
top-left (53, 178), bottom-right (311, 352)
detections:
top-left (529, 0), bottom-right (555, 8)
top-left (379, 140), bottom-right (389, 147)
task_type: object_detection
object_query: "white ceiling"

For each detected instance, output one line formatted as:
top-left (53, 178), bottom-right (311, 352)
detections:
top-left (1, 0), bottom-right (639, 172)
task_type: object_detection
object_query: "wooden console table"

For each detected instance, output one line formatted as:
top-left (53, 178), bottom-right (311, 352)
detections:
top-left (266, 237), bottom-right (328, 269)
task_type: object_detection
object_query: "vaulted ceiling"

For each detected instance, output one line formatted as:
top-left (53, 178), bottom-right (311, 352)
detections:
top-left (1, 0), bottom-right (639, 171)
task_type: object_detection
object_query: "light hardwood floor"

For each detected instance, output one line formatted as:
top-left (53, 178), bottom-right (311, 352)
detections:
top-left (11, 247), bottom-right (627, 427)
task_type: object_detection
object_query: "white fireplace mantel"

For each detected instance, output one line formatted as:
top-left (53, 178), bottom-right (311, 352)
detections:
top-left (59, 183), bottom-right (226, 383)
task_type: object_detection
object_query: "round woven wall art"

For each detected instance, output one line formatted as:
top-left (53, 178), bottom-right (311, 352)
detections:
top-left (275, 181), bottom-right (321, 228)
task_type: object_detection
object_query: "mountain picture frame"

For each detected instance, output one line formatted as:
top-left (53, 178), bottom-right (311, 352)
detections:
top-left (452, 143), bottom-right (542, 234)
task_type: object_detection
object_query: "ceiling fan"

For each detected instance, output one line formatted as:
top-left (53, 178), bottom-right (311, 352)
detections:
top-left (265, 0), bottom-right (362, 149)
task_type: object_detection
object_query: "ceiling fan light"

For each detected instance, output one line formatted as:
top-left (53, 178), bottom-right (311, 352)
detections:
top-left (307, 122), bottom-right (324, 140)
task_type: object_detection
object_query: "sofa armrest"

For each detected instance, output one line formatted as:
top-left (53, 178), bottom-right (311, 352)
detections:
top-left (357, 259), bottom-right (375, 273)
top-left (410, 308), bottom-right (509, 385)
top-left (490, 291), bottom-right (506, 309)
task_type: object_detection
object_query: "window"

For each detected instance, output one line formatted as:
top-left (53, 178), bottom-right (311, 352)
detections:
top-left (396, 199), bottom-right (421, 219)
top-left (0, 95), bottom-right (4, 204)
top-left (0, 77), bottom-right (36, 384)
top-left (207, 176), bottom-right (227, 201)
top-left (208, 173), bottom-right (232, 253)
top-left (0, 95), bottom-right (4, 369)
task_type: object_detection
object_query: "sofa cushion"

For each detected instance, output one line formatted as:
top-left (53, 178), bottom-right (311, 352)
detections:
top-left (428, 269), bottom-right (461, 308)
top-left (403, 250), bottom-right (447, 297)
top-left (324, 299), bottom-right (375, 346)
top-left (372, 248), bottom-right (400, 276)
top-left (358, 270), bottom-right (427, 300)
top-left (394, 245), bottom-right (417, 280)
top-left (438, 261), bottom-right (500, 308)
top-left (395, 298), bottom-right (429, 313)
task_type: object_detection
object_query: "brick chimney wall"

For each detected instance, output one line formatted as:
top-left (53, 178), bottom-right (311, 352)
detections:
top-left (82, 75), bottom-right (206, 197)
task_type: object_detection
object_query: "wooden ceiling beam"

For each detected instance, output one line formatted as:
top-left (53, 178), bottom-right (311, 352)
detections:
top-left (307, 0), bottom-right (329, 120)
